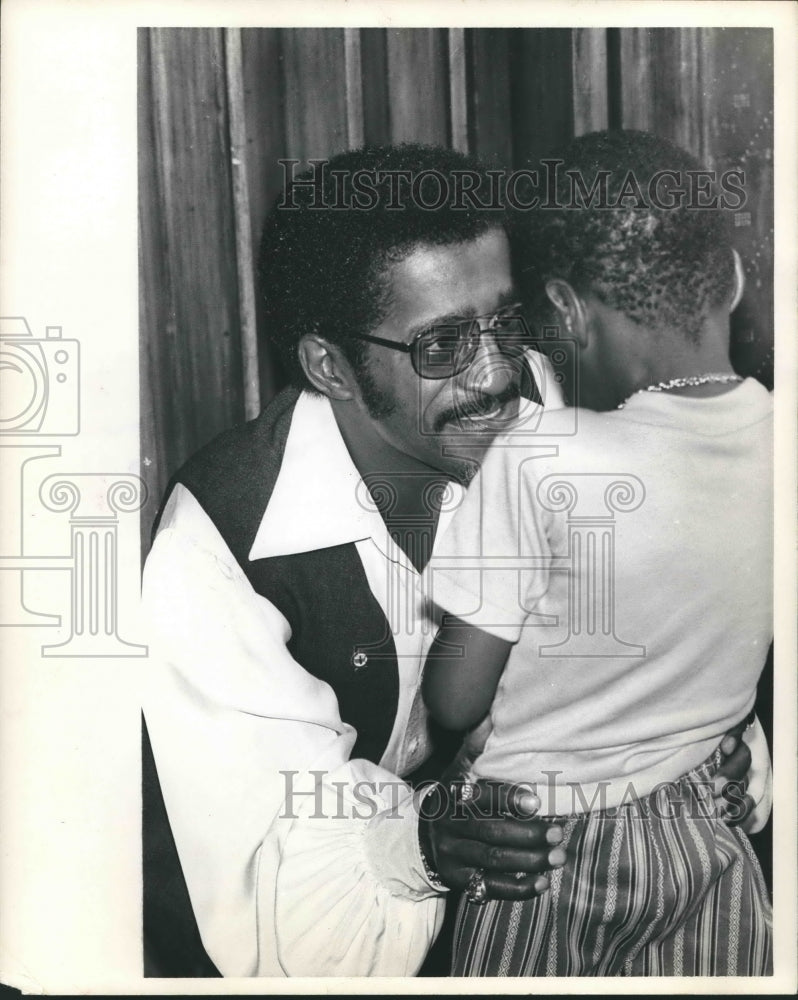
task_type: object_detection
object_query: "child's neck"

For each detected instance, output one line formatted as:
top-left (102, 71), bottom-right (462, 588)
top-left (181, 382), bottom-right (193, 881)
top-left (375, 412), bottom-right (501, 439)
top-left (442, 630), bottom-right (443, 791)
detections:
top-left (623, 313), bottom-right (735, 398)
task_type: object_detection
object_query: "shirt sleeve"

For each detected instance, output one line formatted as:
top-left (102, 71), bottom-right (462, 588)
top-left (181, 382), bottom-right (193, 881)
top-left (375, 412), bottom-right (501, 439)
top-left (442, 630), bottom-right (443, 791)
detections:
top-left (427, 443), bottom-right (552, 643)
top-left (141, 486), bottom-right (444, 978)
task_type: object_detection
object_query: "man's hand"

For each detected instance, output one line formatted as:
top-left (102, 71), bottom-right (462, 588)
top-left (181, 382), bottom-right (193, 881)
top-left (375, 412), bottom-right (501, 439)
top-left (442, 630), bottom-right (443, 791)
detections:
top-left (713, 717), bottom-right (752, 820)
top-left (714, 715), bottom-right (772, 832)
top-left (418, 780), bottom-right (565, 901)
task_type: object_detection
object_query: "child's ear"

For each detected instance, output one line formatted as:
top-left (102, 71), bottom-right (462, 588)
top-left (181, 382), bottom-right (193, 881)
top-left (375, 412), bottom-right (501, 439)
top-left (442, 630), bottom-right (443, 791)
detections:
top-left (729, 249), bottom-right (746, 313)
top-left (544, 279), bottom-right (589, 347)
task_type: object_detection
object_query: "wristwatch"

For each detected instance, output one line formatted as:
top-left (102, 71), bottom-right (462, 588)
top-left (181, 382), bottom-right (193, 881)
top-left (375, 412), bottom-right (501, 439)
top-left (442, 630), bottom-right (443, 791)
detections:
top-left (418, 783), bottom-right (446, 890)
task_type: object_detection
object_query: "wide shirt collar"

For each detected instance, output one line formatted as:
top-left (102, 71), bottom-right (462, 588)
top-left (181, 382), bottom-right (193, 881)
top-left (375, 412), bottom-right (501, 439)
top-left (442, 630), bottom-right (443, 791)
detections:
top-left (249, 391), bottom-right (464, 563)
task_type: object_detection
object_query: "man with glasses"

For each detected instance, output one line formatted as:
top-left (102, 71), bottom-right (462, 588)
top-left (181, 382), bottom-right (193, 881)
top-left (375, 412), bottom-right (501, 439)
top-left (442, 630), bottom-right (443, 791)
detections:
top-left (141, 144), bottom-right (754, 978)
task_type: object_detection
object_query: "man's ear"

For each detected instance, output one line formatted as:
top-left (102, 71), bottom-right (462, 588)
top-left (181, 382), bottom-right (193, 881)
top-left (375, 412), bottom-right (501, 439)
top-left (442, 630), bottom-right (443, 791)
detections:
top-left (729, 249), bottom-right (746, 313)
top-left (544, 278), bottom-right (589, 347)
top-left (298, 335), bottom-right (358, 401)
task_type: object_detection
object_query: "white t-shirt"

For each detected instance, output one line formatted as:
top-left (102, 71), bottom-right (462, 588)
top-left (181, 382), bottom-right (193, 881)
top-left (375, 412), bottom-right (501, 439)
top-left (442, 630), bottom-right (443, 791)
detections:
top-left (429, 379), bottom-right (773, 814)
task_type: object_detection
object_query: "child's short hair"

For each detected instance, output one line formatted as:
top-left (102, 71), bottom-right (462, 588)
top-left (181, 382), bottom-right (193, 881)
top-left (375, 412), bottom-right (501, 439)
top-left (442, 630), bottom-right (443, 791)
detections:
top-left (514, 129), bottom-right (737, 343)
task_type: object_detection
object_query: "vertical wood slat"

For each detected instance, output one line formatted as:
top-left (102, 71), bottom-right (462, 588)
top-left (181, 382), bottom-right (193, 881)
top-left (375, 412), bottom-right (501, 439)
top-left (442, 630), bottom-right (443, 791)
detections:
top-left (239, 29), bottom-right (285, 271)
top-left (649, 28), bottom-right (703, 156)
top-left (510, 29), bottom-right (574, 167)
top-left (672, 28), bottom-right (702, 157)
top-left (619, 28), bottom-right (703, 156)
top-left (470, 29), bottom-right (513, 167)
top-left (386, 29), bottom-right (449, 144)
top-left (572, 28), bottom-right (608, 136)
top-left (344, 29), bottom-right (365, 148)
top-left (619, 29), bottom-right (653, 132)
top-left (360, 29), bottom-right (391, 146)
top-left (138, 28), bottom-right (169, 551)
top-left (698, 28), bottom-right (715, 173)
top-left (281, 28), bottom-right (349, 162)
top-left (448, 28), bottom-right (469, 153)
top-left (142, 28), bottom-right (244, 525)
top-left (224, 28), bottom-right (261, 421)
top-left (239, 28), bottom-right (286, 406)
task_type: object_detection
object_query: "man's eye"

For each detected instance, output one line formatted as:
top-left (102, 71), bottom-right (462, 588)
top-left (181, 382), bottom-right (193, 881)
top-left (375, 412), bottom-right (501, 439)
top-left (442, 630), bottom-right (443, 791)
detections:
top-left (421, 331), bottom-right (462, 365)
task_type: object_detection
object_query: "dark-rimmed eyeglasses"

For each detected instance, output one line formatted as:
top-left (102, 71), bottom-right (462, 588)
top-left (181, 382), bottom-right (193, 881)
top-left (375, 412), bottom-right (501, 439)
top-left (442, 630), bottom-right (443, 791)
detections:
top-left (352, 305), bottom-right (532, 380)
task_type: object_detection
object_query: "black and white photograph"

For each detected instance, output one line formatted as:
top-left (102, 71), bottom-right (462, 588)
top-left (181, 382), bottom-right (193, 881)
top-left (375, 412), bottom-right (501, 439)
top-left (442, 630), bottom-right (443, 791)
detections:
top-left (1, 1), bottom-right (796, 994)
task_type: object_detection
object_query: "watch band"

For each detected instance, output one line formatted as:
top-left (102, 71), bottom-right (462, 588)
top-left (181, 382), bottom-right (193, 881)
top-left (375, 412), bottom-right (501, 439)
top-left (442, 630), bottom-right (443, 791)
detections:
top-left (418, 783), bottom-right (446, 890)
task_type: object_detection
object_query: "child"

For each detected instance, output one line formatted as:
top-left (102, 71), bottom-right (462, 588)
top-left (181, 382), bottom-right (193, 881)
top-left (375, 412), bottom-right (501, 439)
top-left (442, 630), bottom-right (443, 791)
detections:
top-left (422, 130), bottom-right (773, 977)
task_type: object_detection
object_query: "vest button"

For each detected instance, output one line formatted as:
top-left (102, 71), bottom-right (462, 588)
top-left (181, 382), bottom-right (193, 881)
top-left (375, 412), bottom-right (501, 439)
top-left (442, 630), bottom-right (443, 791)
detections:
top-left (352, 651), bottom-right (368, 669)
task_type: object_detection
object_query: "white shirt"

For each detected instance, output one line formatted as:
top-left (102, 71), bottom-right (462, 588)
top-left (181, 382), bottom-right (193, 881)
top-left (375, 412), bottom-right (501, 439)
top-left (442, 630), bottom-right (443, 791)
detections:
top-left (431, 380), bottom-right (774, 814)
top-left (142, 392), bottom-right (465, 977)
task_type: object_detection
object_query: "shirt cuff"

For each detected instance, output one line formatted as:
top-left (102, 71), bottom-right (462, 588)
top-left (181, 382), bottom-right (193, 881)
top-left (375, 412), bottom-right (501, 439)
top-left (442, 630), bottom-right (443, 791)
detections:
top-left (274, 763), bottom-right (446, 976)
top-left (363, 783), bottom-right (449, 900)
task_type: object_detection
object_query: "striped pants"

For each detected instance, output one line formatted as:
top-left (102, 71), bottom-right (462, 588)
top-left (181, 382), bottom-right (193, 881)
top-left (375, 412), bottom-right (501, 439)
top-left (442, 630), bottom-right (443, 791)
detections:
top-left (452, 752), bottom-right (773, 976)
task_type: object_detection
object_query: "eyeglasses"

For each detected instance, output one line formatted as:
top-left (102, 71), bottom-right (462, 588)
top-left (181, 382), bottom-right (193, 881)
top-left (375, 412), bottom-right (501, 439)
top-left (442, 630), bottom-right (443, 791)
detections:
top-left (352, 305), bottom-right (532, 380)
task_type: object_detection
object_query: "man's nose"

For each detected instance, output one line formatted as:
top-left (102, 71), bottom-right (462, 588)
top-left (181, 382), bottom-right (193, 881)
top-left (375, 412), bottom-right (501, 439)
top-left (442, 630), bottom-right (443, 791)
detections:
top-left (461, 332), bottom-right (516, 395)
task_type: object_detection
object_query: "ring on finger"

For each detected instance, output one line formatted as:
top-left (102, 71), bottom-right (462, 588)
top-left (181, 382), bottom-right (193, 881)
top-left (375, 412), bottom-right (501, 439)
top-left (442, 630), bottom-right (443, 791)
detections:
top-left (465, 867), bottom-right (488, 905)
top-left (451, 780), bottom-right (478, 804)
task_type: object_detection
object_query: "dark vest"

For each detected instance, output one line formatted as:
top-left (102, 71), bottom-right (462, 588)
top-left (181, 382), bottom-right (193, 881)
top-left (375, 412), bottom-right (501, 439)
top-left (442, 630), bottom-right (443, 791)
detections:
top-left (143, 387), bottom-right (399, 976)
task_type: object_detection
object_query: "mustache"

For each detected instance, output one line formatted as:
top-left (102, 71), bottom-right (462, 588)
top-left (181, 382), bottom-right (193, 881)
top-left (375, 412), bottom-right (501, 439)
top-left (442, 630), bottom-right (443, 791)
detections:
top-left (432, 382), bottom-right (522, 432)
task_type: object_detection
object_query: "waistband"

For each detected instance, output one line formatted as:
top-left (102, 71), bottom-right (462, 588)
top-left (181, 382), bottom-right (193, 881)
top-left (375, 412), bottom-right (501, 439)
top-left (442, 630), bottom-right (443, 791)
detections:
top-left (534, 745), bottom-right (727, 821)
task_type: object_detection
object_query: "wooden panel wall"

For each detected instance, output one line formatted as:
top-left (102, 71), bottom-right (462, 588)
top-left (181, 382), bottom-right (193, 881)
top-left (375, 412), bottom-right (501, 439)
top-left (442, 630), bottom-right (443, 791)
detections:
top-left (700, 29), bottom-right (774, 383)
top-left (139, 28), bottom-right (245, 550)
top-left (386, 29), bottom-right (450, 145)
top-left (139, 27), bottom-right (774, 550)
top-left (469, 30), bottom-right (513, 166)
